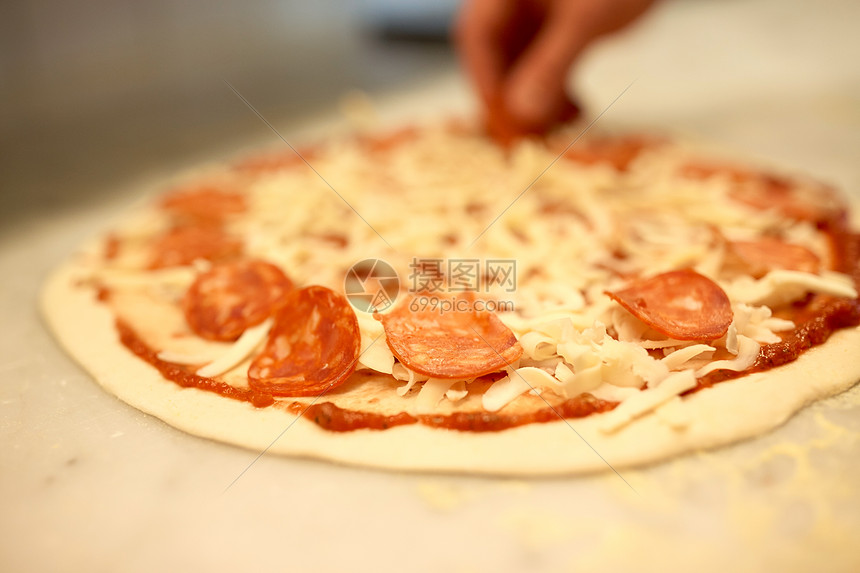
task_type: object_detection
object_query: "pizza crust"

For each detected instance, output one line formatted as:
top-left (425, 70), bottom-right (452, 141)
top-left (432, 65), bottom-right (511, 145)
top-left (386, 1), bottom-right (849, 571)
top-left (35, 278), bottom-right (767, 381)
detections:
top-left (42, 252), bottom-right (860, 476)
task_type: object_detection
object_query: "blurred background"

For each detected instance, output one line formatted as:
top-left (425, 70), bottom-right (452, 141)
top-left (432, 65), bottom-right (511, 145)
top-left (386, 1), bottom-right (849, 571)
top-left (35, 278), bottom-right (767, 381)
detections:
top-left (2, 0), bottom-right (859, 237)
top-left (0, 0), bottom-right (459, 232)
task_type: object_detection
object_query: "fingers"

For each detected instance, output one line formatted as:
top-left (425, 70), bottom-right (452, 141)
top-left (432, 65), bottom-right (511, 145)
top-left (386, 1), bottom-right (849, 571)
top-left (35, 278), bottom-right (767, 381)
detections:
top-left (456, 0), bottom-right (658, 138)
top-left (454, 0), bottom-right (518, 107)
top-left (503, 2), bottom-right (593, 130)
top-left (590, 0), bottom-right (658, 38)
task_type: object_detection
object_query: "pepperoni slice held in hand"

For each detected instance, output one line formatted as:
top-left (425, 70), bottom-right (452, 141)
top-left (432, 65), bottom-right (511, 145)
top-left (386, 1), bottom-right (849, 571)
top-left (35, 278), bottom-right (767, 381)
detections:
top-left (485, 96), bottom-right (534, 147)
top-left (248, 286), bottom-right (360, 397)
top-left (605, 269), bottom-right (733, 341)
top-left (380, 296), bottom-right (523, 379)
top-left (729, 238), bottom-right (820, 278)
top-left (183, 260), bottom-right (294, 342)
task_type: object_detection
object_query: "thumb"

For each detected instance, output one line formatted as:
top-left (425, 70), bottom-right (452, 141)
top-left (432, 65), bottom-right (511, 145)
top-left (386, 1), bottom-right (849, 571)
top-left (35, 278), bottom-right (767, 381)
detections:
top-left (503, 11), bottom-right (591, 130)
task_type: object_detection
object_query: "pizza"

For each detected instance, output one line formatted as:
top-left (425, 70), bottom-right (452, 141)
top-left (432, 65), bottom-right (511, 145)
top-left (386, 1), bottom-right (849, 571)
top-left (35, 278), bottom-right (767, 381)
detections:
top-left (41, 121), bottom-right (860, 475)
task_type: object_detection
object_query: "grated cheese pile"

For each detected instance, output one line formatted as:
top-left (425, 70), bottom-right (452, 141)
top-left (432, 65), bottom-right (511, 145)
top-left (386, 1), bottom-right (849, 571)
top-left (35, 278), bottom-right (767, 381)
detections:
top-left (107, 124), bottom-right (857, 431)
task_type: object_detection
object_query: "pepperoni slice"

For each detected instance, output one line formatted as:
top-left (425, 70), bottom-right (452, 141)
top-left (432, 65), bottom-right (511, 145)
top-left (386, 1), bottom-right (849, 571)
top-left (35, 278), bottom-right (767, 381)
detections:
top-left (248, 286), bottom-right (360, 397)
top-left (560, 135), bottom-right (661, 171)
top-left (359, 126), bottom-right (420, 154)
top-left (312, 233), bottom-right (349, 249)
top-left (379, 296), bottom-right (523, 379)
top-left (735, 179), bottom-right (843, 226)
top-left (233, 147), bottom-right (317, 174)
top-left (104, 233), bottom-right (121, 261)
top-left (605, 269), bottom-right (733, 341)
top-left (681, 162), bottom-right (844, 225)
top-left (148, 226), bottom-right (243, 269)
top-left (729, 238), bottom-right (820, 278)
top-left (183, 260), bottom-right (294, 342)
top-left (160, 186), bottom-right (246, 224)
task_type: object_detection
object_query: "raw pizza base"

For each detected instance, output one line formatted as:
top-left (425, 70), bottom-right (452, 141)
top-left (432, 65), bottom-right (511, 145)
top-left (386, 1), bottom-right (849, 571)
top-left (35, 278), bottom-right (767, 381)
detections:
top-left (42, 249), bottom-right (860, 476)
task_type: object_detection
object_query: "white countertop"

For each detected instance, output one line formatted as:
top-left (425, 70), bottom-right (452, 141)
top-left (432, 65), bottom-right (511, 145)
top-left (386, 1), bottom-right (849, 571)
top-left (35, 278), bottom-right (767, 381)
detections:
top-left (2, 0), bottom-right (859, 571)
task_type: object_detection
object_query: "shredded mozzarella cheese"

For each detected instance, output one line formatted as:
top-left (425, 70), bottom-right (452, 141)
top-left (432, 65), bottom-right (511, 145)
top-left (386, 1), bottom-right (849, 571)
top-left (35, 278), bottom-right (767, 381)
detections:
top-left (724, 270), bottom-right (857, 307)
top-left (196, 318), bottom-right (273, 377)
top-left (695, 335), bottom-right (761, 378)
top-left (415, 378), bottom-right (458, 414)
top-left (393, 363), bottom-right (429, 396)
top-left (662, 344), bottom-right (716, 371)
top-left (599, 370), bottom-right (698, 433)
top-left (137, 129), bottom-right (854, 418)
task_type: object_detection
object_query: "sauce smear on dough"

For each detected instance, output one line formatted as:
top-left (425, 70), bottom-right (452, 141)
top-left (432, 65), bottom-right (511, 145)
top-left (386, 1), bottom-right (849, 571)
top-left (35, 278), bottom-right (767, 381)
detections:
top-left (304, 393), bottom-right (616, 432)
top-left (695, 295), bottom-right (860, 391)
top-left (116, 320), bottom-right (275, 407)
top-left (114, 323), bottom-right (616, 432)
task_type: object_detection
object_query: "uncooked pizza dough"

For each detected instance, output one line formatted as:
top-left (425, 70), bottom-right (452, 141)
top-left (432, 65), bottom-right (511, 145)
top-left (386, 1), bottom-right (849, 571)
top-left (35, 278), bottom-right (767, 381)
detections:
top-left (41, 124), bottom-right (860, 475)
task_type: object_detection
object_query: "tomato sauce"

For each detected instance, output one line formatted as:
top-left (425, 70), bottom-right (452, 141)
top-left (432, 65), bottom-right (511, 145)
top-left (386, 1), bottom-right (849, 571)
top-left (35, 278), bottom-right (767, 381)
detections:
top-left (304, 393), bottom-right (616, 432)
top-left (116, 318), bottom-right (617, 431)
top-left (116, 320), bottom-right (275, 408)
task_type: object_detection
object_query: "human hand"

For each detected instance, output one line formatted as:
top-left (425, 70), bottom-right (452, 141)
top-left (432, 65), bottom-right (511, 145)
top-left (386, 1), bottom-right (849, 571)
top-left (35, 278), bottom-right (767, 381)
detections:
top-left (455, 0), bottom-right (656, 141)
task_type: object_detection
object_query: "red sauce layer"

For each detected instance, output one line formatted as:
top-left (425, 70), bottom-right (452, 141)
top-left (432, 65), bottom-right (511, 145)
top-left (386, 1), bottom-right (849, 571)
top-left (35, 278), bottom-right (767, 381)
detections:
top-left (115, 319), bottom-right (617, 431)
top-left (116, 321), bottom-right (275, 408)
top-left (417, 394), bottom-right (617, 432)
top-left (304, 393), bottom-right (617, 433)
top-left (692, 229), bottom-right (860, 392)
top-left (694, 295), bottom-right (860, 391)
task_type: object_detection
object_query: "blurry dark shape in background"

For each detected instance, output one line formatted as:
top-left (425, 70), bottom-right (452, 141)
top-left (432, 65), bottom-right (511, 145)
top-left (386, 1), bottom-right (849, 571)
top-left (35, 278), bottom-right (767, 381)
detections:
top-left (360, 0), bottom-right (457, 43)
top-left (0, 0), bottom-right (457, 235)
